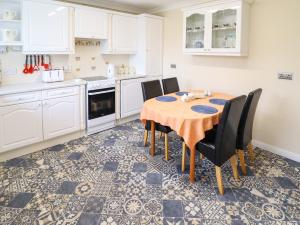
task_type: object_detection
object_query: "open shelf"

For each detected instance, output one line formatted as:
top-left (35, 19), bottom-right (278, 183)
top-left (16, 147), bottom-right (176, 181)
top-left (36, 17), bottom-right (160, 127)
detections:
top-left (0, 19), bottom-right (21, 23)
top-left (0, 41), bottom-right (22, 46)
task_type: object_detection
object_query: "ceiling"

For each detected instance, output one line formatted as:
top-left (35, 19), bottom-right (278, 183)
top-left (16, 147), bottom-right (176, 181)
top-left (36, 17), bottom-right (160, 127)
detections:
top-left (108, 0), bottom-right (183, 11)
top-left (60, 0), bottom-right (188, 13)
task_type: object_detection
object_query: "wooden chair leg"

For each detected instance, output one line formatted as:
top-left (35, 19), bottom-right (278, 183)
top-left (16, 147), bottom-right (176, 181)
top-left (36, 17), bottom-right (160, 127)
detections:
top-left (230, 154), bottom-right (240, 180)
top-left (143, 130), bottom-right (148, 146)
top-left (200, 153), bottom-right (204, 160)
top-left (215, 166), bottom-right (224, 195)
top-left (159, 132), bottom-right (163, 139)
top-left (238, 150), bottom-right (247, 175)
top-left (164, 133), bottom-right (169, 161)
top-left (182, 142), bottom-right (186, 172)
top-left (248, 143), bottom-right (255, 164)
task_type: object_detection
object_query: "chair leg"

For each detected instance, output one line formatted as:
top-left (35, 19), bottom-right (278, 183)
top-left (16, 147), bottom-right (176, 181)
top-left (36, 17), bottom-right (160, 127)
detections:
top-left (143, 130), bottom-right (148, 146)
top-left (159, 132), bottom-right (163, 139)
top-left (200, 153), bottom-right (204, 160)
top-left (215, 166), bottom-right (224, 195)
top-left (248, 143), bottom-right (255, 164)
top-left (164, 134), bottom-right (169, 161)
top-left (230, 154), bottom-right (240, 180)
top-left (238, 150), bottom-right (247, 175)
top-left (182, 142), bottom-right (186, 173)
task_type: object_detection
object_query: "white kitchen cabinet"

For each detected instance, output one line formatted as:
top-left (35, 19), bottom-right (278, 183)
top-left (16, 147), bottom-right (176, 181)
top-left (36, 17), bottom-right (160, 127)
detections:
top-left (43, 95), bottom-right (80, 140)
top-left (0, 101), bottom-right (43, 153)
top-left (101, 13), bottom-right (137, 54)
top-left (130, 14), bottom-right (163, 76)
top-left (183, 0), bottom-right (251, 56)
top-left (22, 0), bottom-right (74, 54)
top-left (75, 6), bottom-right (108, 39)
top-left (120, 78), bottom-right (144, 118)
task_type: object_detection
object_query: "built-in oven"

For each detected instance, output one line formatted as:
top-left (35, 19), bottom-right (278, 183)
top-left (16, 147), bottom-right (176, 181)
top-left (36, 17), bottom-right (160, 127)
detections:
top-left (87, 86), bottom-right (116, 134)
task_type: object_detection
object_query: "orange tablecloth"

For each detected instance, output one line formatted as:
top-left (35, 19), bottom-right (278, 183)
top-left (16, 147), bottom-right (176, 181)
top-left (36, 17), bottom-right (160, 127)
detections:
top-left (140, 91), bottom-right (233, 150)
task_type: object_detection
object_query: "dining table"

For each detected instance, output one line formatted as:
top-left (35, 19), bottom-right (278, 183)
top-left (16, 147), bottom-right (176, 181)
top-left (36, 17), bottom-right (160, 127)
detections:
top-left (140, 90), bottom-right (233, 183)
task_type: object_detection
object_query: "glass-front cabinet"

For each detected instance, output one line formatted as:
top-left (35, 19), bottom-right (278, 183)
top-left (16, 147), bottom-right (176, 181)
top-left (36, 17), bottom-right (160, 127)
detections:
top-left (184, 11), bottom-right (206, 52)
top-left (183, 0), bottom-right (251, 56)
top-left (0, 0), bottom-right (22, 46)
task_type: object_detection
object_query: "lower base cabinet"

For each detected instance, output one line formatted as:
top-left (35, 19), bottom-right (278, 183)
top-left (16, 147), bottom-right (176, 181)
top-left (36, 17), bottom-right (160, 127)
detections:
top-left (43, 95), bottom-right (80, 140)
top-left (0, 101), bottom-right (43, 153)
top-left (120, 78), bottom-right (144, 118)
top-left (0, 87), bottom-right (83, 153)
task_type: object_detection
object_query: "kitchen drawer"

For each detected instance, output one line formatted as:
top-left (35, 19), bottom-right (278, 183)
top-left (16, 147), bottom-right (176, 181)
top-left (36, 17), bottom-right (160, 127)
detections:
top-left (42, 86), bottom-right (79, 99)
top-left (0, 91), bottom-right (42, 107)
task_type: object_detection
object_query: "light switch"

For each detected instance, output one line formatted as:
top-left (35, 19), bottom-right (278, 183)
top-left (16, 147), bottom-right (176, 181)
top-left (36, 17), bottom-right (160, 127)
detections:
top-left (278, 72), bottom-right (293, 80)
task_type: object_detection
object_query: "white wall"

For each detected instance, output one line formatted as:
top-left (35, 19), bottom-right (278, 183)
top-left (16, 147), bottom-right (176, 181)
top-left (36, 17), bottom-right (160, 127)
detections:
top-left (160, 0), bottom-right (300, 157)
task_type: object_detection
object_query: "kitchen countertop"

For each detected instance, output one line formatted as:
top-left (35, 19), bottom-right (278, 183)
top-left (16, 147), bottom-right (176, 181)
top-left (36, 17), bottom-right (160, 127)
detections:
top-left (114, 74), bottom-right (147, 80)
top-left (0, 79), bottom-right (87, 96)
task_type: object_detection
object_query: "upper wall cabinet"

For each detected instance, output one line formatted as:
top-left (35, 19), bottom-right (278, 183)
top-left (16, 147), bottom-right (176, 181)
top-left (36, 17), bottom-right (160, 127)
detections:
top-left (130, 14), bottom-right (163, 76)
top-left (183, 0), bottom-right (252, 56)
top-left (22, 0), bottom-right (74, 54)
top-left (75, 6), bottom-right (108, 39)
top-left (101, 13), bottom-right (138, 54)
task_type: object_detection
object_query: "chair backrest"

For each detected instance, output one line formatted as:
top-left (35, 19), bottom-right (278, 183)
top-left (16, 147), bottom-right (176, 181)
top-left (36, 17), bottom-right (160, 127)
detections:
top-left (162, 77), bottom-right (179, 94)
top-left (237, 89), bottom-right (262, 149)
top-left (141, 80), bottom-right (163, 102)
top-left (215, 95), bottom-right (246, 166)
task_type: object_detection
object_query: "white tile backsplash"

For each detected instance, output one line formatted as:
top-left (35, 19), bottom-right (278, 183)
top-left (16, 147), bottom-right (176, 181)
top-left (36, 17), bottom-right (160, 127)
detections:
top-left (0, 42), bottom-right (129, 85)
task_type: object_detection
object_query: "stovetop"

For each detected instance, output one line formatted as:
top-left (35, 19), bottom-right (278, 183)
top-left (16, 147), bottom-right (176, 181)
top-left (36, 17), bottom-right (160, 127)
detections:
top-left (82, 76), bottom-right (115, 90)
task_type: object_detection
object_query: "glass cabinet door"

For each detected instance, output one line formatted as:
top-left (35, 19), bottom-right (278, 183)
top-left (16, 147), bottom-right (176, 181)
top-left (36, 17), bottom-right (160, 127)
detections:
top-left (185, 13), bottom-right (205, 50)
top-left (211, 8), bottom-right (237, 49)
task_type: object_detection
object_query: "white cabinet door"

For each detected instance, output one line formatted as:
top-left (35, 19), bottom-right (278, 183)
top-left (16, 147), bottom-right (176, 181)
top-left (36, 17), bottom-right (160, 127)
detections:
top-left (75, 7), bottom-right (108, 39)
top-left (146, 17), bottom-right (163, 76)
top-left (43, 95), bottom-right (80, 140)
top-left (0, 101), bottom-right (43, 153)
top-left (112, 14), bottom-right (137, 53)
top-left (130, 15), bottom-right (163, 76)
top-left (23, 0), bottom-right (74, 54)
top-left (121, 78), bottom-right (144, 118)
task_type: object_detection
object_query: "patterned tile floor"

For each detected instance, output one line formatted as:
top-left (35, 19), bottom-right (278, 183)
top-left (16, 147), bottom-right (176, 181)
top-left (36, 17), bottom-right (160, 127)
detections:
top-left (0, 120), bottom-right (300, 225)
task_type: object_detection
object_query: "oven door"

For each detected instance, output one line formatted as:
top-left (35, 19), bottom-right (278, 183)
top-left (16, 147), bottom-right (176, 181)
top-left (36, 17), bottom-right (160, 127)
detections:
top-left (88, 87), bottom-right (115, 120)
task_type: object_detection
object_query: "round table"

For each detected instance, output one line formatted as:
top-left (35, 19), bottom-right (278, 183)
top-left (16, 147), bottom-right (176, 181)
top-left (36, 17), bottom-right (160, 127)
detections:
top-left (140, 91), bottom-right (233, 182)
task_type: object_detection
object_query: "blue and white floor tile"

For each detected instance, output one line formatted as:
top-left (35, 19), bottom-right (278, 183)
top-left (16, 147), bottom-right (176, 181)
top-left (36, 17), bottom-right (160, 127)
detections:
top-left (0, 120), bottom-right (299, 224)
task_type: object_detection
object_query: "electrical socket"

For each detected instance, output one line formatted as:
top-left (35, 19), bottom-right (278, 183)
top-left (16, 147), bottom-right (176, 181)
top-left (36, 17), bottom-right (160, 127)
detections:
top-left (278, 72), bottom-right (293, 80)
top-left (170, 64), bottom-right (176, 69)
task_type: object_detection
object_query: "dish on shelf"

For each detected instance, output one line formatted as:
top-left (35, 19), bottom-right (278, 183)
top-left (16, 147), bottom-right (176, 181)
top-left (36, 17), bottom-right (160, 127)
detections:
top-left (194, 41), bottom-right (204, 48)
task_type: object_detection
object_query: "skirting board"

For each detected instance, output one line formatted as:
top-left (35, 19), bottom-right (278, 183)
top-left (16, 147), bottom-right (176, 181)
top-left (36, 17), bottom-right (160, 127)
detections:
top-left (252, 139), bottom-right (300, 163)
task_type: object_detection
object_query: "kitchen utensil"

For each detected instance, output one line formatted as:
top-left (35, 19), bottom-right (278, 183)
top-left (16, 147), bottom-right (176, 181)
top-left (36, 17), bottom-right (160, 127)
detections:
top-left (33, 55), bottom-right (39, 71)
top-left (43, 55), bottom-right (51, 70)
top-left (37, 55), bottom-right (41, 68)
top-left (23, 55), bottom-right (29, 74)
top-left (28, 55), bottom-right (34, 74)
top-left (41, 55), bottom-right (45, 68)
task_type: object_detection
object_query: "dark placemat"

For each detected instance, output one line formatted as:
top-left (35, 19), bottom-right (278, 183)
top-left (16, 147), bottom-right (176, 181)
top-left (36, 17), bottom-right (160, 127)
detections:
top-left (176, 92), bottom-right (189, 96)
top-left (191, 105), bottom-right (218, 114)
top-left (156, 96), bottom-right (177, 102)
top-left (209, 98), bottom-right (228, 106)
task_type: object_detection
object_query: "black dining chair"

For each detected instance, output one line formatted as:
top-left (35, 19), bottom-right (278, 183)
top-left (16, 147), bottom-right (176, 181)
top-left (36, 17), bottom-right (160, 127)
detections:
top-left (162, 77), bottom-right (180, 95)
top-left (141, 80), bottom-right (173, 160)
top-left (237, 89), bottom-right (262, 175)
top-left (182, 95), bottom-right (246, 195)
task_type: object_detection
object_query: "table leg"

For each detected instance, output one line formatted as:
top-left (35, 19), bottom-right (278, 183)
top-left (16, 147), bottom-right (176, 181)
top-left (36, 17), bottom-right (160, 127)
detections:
top-left (189, 147), bottom-right (196, 183)
top-left (150, 120), bottom-right (155, 157)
